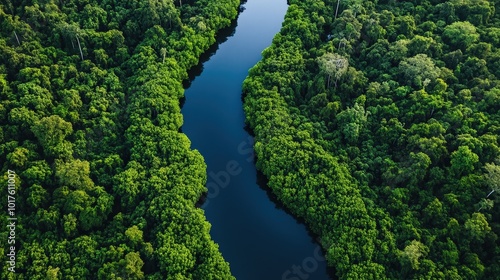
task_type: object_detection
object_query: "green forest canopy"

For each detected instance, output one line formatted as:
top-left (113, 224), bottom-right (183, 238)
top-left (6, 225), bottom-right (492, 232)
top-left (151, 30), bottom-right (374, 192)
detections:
top-left (243, 0), bottom-right (500, 279)
top-left (0, 0), bottom-right (239, 279)
top-left (2, 0), bottom-right (500, 279)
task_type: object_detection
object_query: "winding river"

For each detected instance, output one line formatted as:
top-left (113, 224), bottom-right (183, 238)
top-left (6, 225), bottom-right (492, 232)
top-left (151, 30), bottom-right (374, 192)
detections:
top-left (181, 0), bottom-right (333, 279)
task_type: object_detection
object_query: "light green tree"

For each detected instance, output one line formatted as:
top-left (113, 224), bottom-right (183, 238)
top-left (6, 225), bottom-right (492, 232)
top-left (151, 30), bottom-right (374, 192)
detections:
top-left (450, 146), bottom-right (479, 177)
top-left (400, 240), bottom-right (428, 270)
top-left (317, 53), bottom-right (349, 88)
top-left (465, 213), bottom-right (491, 241)
top-left (484, 158), bottom-right (500, 198)
top-left (399, 54), bottom-right (440, 88)
top-left (31, 115), bottom-right (73, 158)
top-left (443, 21), bottom-right (479, 50)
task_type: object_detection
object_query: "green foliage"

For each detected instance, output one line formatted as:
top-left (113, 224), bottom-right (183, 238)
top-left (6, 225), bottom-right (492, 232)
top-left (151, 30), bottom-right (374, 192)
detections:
top-left (484, 158), bottom-right (500, 194)
top-left (31, 115), bottom-right (73, 159)
top-left (336, 103), bottom-right (367, 143)
top-left (0, 0), bottom-right (239, 278)
top-left (398, 54), bottom-right (440, 88)
top-left (317, 52), bottom-right (349, 88)
top-left (443, 21), bottom-right (480, 50)
top-left (450, 146), bottom-right (480, 177)
top-left (465, 213), bottom-right (491, 241)
top-left (243, 0), bottom-right (500, 278)
top-left (399, 240), bottom-right (429, 271)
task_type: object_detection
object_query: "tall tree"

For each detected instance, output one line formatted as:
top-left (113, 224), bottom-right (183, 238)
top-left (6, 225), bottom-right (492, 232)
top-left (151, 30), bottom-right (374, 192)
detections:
top-left (59, 23), bottom-right (85, 60)
top-left (484, 158), bottom-right (500, 198)
top-left (317, 52), bottom-right (349, 88)
top-left (160, 47), bottom-right (167, 63)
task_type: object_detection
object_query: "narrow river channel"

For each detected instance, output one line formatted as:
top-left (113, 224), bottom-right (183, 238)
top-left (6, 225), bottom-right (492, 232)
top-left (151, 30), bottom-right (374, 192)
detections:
top-left (181, 0), bottom-right (333, 279)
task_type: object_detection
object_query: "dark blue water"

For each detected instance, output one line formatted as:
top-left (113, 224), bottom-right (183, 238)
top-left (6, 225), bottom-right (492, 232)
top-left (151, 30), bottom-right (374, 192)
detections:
top-left (181, 1), bottom-right (333, 279)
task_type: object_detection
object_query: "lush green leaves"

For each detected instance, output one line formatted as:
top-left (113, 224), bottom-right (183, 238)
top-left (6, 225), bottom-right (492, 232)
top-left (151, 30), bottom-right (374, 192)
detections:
top-left (0, 0), bottom-right (239, 278)
top-left (243, 0), bottom-right (500, 278)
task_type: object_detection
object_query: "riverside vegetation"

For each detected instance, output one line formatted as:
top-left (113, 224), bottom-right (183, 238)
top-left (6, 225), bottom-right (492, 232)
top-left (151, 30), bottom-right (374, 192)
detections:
top-left (243, 0), bottom-right (500, 279)
top-left (0, 0), bottom-right (240, 278)
top-left (2, 0), bottom-right (500, 279)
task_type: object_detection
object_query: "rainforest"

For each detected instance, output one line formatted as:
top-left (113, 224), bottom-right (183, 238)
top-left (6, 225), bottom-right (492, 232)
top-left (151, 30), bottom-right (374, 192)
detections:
top-left (1, 0), bottom-right (500, 279)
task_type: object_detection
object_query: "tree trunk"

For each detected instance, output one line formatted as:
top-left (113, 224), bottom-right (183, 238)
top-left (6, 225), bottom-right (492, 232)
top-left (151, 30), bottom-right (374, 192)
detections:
top-left (13, 31), bottom-right (20, 45)
top-left (75, 35), bottom-right (84, 61)
top-left (486, 189), bottom-right (495, 198)
top-left (335, 0), bottom-right (341, 19)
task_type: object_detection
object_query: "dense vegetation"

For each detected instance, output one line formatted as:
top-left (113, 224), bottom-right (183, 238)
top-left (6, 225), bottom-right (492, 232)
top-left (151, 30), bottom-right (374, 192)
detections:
top-left (243, 0), bottom-right (500, 278)
top-left (0, 0), bottom-right (240, 278)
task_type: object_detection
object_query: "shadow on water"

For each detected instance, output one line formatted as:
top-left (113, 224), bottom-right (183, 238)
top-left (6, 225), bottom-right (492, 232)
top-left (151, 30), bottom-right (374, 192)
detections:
top-left (243, 122), bottom-right (337, 280)
top-left (182, 1), bottom-right (248, 90)
top-left (180, 1), bottom-right (248, 112)
top-left (180, 19), bottom-right (239, 110)
top-left (255, 168), bottom-right (338, 279)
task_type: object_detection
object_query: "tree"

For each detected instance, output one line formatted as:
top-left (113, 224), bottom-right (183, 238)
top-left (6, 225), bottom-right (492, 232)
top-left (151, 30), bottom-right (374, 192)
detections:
top-left (450, 146), bottom-right (479, 177)
top-left (336, 103), bottom-right (368, 144)
top-left (465, 213), bottom-right (491, 242)
top-left (55, 159), bottom-right (94, 191)
top-left (13, 31), bottom-right (20, 45)
top-left (400, 240), bottom-right (428, 270)
top-left (484, 158), bottom-right (500, 198)
top-left (453, 0), bottom-right (494, 25)
top-left (125, 225), bottom-right (144, 247)
top-left (160, 47), bottom-right (167, 63)
top-left (123, 252), bottom-right (144, 279)
top-left (443, 21), bottom-right (479, 50)
top-left (399, 54), bottom-right (440, 88)
top-left (81, 4), bottom-right (107, 30)
top-left (63, 213), bottom-right (78, 237)
top-left (26, 184), bottom-right (49, 209)
top-left (113, 161), bottom-right (145, 208)
top-left (476, 198), bottom-right (494, 212)
top-left (59, 23), bottom-right (85, 60)
top-left (408, 35), bottom-right (434, 56)
top-left (6, 146), bottom-right (30, 167)
top-left (395, 15), bottom-right (416, 37)
top-left (350, 0), bottom-right (364, 18)
top-left (317, 53), bottom-right (349, 88)
top-left (46, 266), bottom-right (61, 280)
top-left (345, 262), bottom-right (386, 279)
top-left (335, 0), bottom-right (341, 19)
top-left (138, 0), bottom-right (179, 30)
top-left (31, 115), bottom-right (73, 158)
top-left (98, 252), bottom-right (144, 279)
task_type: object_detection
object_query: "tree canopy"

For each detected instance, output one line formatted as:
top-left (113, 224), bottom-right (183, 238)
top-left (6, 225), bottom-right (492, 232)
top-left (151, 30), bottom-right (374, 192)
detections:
top-left (0, 0), bottom-right (239, 278)
top-left (243, 0), bottom-right (500, 278)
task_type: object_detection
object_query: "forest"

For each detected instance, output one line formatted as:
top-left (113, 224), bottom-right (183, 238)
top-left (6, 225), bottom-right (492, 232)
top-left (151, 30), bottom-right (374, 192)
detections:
top-left (2, 0), bottom-right (500, 279)
top-left (0, 0), bottom-right (240, 279)
top-left (243, 0), bottom-right (500, 279)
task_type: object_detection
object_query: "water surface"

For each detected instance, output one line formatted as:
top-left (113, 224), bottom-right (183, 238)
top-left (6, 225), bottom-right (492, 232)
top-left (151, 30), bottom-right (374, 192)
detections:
top-left (182, 1), bottom-right (333, 279)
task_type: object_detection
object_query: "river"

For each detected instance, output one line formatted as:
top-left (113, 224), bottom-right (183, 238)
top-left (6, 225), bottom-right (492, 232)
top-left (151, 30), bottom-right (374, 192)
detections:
top-left (181, 0), bottom-right (333, 279)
